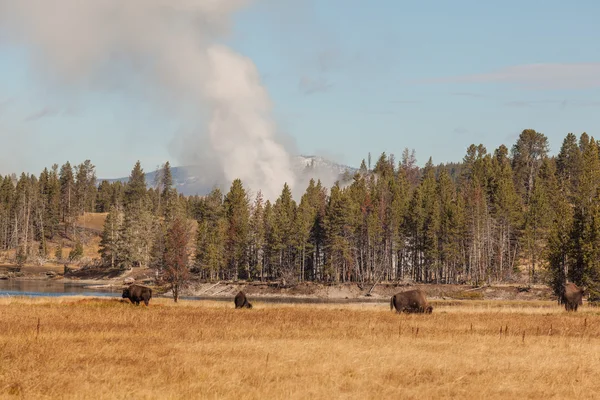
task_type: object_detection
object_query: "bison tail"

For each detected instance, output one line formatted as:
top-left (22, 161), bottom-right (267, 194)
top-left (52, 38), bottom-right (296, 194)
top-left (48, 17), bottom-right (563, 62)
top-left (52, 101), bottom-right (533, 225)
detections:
top-left (390, 295), bottom-right (394, 311)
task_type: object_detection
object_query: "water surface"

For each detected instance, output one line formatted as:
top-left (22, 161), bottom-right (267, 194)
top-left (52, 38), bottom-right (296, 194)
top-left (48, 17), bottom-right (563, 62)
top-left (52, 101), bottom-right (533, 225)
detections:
top-left (0, 279), bottom-right (387, 304)
top-left (0, 280), bottom-right (120, 298)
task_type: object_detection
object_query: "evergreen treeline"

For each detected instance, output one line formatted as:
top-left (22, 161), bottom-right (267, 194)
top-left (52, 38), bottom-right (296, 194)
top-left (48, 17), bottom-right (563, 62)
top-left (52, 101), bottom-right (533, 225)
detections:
top-left (3, 130), bottom-right (600, 298)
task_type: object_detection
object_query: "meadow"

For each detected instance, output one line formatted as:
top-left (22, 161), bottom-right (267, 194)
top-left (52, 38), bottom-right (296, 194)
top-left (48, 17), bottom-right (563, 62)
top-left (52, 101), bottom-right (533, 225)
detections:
top-left (1, 297), bottom-right (599, 399)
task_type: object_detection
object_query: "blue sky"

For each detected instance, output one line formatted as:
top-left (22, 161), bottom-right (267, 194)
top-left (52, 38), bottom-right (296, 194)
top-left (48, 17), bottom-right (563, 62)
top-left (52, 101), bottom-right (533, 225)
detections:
top-left (1, 0), bottom-right (600, 177)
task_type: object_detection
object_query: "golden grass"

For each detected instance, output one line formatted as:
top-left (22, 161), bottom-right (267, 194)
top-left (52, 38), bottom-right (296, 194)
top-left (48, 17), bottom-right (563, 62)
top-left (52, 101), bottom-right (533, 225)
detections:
top-left (1, 298), bottom-right (599, 399)
top-left (74, 213), bottom-right (108, 232)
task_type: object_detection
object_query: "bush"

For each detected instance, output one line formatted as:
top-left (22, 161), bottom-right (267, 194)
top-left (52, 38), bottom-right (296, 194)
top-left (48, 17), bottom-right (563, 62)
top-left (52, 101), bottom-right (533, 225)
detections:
top-left (69, 242), bottom-right (84, 261)
top-left (55, 243), bottom-right (63, 261)
top-left (16, 246), bottom-right (27, 268)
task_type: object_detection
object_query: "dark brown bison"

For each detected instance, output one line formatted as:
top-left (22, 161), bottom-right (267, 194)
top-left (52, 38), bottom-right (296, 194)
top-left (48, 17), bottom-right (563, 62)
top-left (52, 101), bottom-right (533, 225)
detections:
top-left (390, 289), bottom-right (433, 314)
top-left (234, 291), bottom-right (252, 309)
top-left (561, 282), bottom-right (585, 311)
top-left (122, 284), bottom-right (152, 306)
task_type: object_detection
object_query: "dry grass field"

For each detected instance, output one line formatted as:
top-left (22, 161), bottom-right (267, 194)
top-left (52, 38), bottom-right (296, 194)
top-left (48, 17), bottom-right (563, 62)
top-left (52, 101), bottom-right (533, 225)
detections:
top-left (1, 298), bottom-right (599, 399)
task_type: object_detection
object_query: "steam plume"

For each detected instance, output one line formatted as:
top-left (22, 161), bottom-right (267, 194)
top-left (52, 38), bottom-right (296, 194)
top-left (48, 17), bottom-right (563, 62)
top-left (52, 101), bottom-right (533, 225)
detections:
top-left (0, 0), bottom-right (295, 200)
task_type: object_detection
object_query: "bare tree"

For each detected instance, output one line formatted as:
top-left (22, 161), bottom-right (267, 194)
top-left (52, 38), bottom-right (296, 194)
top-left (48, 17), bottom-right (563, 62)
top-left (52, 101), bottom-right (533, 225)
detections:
top-left (160, 217), bottom-right (193, 302)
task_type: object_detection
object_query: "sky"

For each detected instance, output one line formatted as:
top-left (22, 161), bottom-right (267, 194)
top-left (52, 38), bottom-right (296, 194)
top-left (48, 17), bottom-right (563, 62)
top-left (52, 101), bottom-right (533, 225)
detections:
top-left (1, 0), bottom-right (600, 178)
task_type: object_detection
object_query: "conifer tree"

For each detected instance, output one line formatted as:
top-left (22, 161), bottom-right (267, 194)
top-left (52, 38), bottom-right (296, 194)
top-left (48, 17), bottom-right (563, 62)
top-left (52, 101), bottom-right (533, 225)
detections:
top-left (118, 161), bottom-right (152, 268)
top-left (556, 133), bottom-right (581, 199)
top-left (272, 183), bottom-right (297, 280)
top-left (570, 136), bottom-right (600, 286)
top-left (436, 167), bottom-right (460, 282)
top-left (195, 188), bottom-right (226, 280)
top-left (324, 183), bottom-right (353, 282)
top-left (262, 200), bottom-right (276, 279)
top-left (511, 129), bottom-right (549, 201)
top-left (59, 162), bottom-right (75, 226)
top-left (248, 191), bottom-right (265, 279)
top-left (124, 161), bottom-right (147, 208)
top-left (522, 160), bottom-right (553, 283)
top-left (96, 181), bottom-right (113, 212)
top-left (224, 179), bottom-right (250, 279)
top-left (99, 205), bottom-right (123, 268)
top-left (547, 183), bottom-right (574, 298)
top-left (160, 161), bottom-right (179, 220)
top-left (74, 160), bottom-right (96, 215)
top-left (420, 158), bottom-right (440, 282)
top-left (490, 145), bottom-right (521, 280)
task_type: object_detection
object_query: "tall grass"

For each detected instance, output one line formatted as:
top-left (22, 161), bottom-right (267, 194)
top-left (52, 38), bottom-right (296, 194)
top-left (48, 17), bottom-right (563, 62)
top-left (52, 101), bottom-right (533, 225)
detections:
top-left (0, 297), bottom-right (599, 399)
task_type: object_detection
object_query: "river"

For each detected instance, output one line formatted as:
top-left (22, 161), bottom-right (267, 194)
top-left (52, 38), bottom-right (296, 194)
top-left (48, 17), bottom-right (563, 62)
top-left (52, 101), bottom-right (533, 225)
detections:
top-left (0, 279), bottom-right (388, 304)
top-left (0, 279), bottom-right (121, 298)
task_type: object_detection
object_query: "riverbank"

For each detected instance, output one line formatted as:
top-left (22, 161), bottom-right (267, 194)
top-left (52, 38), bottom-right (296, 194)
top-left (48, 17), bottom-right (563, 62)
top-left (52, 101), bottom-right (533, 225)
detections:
top-left (0, 264), bottom-right (556, 302)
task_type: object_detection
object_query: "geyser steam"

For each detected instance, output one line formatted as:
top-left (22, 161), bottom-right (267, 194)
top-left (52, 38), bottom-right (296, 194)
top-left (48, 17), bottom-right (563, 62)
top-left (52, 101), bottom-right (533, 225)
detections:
top-left (0, 0), bottom-right (295, 200)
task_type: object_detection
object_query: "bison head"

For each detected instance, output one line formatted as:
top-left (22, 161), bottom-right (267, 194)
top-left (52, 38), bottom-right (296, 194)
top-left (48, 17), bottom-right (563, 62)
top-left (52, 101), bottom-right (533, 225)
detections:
top-left (425, 305), bottom-right (433, 314)
top-left (122, 288), bottom-right (129, 298)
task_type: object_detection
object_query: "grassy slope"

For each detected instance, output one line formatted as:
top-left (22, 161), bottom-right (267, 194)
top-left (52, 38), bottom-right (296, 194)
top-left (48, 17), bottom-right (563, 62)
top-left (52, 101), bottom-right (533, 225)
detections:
top-left (0, 298), bottom-right (598, 399)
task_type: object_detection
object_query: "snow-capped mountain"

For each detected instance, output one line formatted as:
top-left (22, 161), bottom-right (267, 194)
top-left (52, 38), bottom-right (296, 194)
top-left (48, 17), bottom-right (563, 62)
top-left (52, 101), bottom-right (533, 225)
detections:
top-left (101, 155), bottom-right (358, 196)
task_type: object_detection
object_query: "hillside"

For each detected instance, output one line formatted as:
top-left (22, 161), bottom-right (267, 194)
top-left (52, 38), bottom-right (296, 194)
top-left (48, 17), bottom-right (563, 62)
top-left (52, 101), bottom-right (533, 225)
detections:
top-left (100, 155), bottom-right (358, 196)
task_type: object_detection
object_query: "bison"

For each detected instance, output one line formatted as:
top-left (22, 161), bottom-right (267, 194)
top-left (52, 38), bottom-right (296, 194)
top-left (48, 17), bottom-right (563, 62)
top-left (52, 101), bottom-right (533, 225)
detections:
top-left (390, 289), bottom-right (433, 314)
top-left (122, 284), bottom-right (152, 306)
top-left (561, 282), bottom-right (585, 312)
top-left (234, 291), bottom-right (252, 309)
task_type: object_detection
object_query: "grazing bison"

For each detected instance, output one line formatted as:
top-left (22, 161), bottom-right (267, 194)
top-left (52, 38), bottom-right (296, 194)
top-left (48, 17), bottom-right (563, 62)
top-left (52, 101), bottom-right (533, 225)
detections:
top-left (234, 291), bottom-right (252, 309)
top-left (390, 289), bottom-right (433, 314)
top-left (561, 282), bottom-right (586, 312)
top-left (122, 284), bottom-right (152, 306)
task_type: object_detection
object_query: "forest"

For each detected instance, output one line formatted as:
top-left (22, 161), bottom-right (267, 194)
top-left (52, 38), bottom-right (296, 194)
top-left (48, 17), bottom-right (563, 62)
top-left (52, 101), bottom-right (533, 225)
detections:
top-left (0, 129), bottom-right (599, 298)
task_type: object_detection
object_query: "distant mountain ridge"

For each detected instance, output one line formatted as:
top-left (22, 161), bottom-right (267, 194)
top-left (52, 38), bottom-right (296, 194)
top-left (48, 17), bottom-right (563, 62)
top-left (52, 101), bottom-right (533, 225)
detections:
top-left (101, 155), bottom-right (358, 196)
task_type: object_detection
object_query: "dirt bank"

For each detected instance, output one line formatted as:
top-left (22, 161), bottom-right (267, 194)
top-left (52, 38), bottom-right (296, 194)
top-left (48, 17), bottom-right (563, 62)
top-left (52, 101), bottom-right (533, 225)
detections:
top-left (1, 264), bottom-right (556, 302)
top-left (179, 281), bottom-right (554, 302)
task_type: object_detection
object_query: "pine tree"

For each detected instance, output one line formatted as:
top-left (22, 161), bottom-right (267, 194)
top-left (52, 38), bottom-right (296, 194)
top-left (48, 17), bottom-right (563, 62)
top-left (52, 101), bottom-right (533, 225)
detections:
top-left (262, 200), bottom-right (276, 279)
top-left (0, 176), bottom-right (15, 250)
top-left (224, 179), bottom-right (250, 279)
top-left (556, 133), bottom-right (581, 199)
top-left (124, 161), bottom-right (147, 209)
top-left (195, 188), bottom-right (226, 280)
top-left (74, 160), bottom-right (96, 215)
top-left (248, 191), bottom-right (265, 280)
top-left (272, 183), bottom-right (297, 281)
top-left (69, 241), bottom-right (84, 261)
top-left (570, 136), bottom-right (600, 287)
top-left (323, 183), bottom-right (353, 282)
top-left (436, 167), bottom-right (460, 283)
top-left (161, 161), bottom-right (179, 220)
top-left (99, 205), bottom-right (123, 268)
top-left (522, 160), bottom-right (553, 284)
top-left (547, 183), bottom-right (574, 298)
top-left (59, 162), bottom-right (75, 227)
top-left (96, 181), bottom-right (113, 213)
top-left (490, 145), bottom-right (521, 280)
top-left (118, 161), bottom-right (152, 268)
top-left (511, 129), bottom-right (549, 201)
top-left (420, 158), bottom-right (440, 282)
top-left (401, 148), bottom-right (420, 187)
